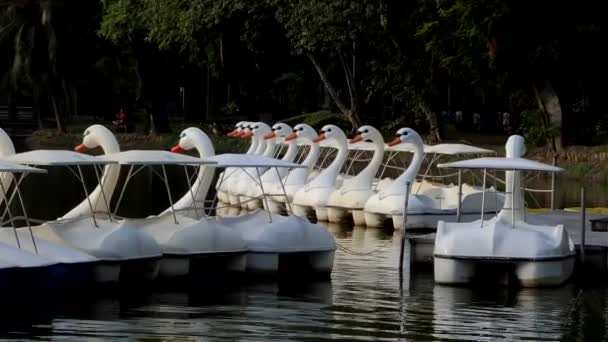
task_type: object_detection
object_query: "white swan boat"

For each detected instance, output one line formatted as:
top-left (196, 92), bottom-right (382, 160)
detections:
top-left (173, 137), bottom-right (336, 275)
top-left (433, 135), bottom-right (574, 287)
top-left (326, 125), bottom-right (386, 225)
top-left (264, 124), bottom-right (321, 214)
top-left (0, 158), bottom-right (79, 289)
top-left (241, 123), bottom-right (298, 211)
top-left (292, 125), bottom-right (349, 221)
top-left (98, 149), bottom-right (248, 278)
top-left (4, 148), bottom-right (162, 283)
top-left (363, 128), bottom-right (503, 229)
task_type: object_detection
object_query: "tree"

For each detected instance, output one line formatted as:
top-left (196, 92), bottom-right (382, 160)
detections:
top-left (418, 0), bottom-right (607, 151)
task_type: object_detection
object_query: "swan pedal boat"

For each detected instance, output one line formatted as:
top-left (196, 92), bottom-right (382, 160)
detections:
top-left (98, 149), bottom-right (249, 278)
top-left (433, 136), bottom-right (574, 287)
top-left (0, 159), bottom-right (102, 288)
top-left (198, 153), bottom-right (337, 276)
top-left (363, 129), bottom-right (505, 229)
top-left (4, 149), bottom-right (163, 283)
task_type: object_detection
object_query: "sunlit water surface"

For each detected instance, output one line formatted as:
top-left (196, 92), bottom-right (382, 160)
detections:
top-left (0, 223), bottom-right (606, 341)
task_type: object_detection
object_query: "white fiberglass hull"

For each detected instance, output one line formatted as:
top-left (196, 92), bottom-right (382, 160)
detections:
top-left (216, 210), bottom-right (336, 275)
top-left (434, 256), bottom-right (575, 287)
top-left (127, 214), bottom-right (248, 278)
top-left (34, 217), bottom-right (163, 282)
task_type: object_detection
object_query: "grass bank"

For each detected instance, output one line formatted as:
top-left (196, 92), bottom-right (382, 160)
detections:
top-left (26, 121), bottom-right (248, 154)
top-left (25, 117), bottom-right (608, 180)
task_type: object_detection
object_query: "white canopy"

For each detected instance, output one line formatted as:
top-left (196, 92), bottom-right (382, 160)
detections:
top-left (98, 150), bottom-right (214, 165)
top-left (6, 150), bottom-right (117, 166)
top-left (438, 157), bottom-right (563, 172)
top-left (424, 143), bottom-right (494, 155)
top-left (387, 143), bottom-right (432, 153)
top-left (0, 159), bottom-right (46, 173)
top-left (206, 153), bottom-right (306, 168)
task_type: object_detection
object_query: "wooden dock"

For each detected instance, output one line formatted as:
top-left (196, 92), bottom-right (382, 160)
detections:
top-left (407, 210), bottom-right (608, 272)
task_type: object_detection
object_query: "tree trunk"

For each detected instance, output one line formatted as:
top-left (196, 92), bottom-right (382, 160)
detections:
top-left (307, 53), bottom-right (362, 131)
top-left (50, 94), bottom-right (66, 133)
top-left (33, 87), bottom-right (43, 129)
top-left (419, 103), bottom-right (441, 143)
top-left (533, 80), bottom-right (564, 154)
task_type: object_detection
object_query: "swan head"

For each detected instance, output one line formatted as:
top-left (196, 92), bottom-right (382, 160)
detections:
top-left (387, 127), bottom-right (423, 147)
top-left (350, 125), bottom-right (382, 144)
top-left (313, 124), bottom-right (346, 143)
top-left (241, 122), bottom-right (271, 140)
top-left (227, 121), bottom-right (247, 137)
top-left (285, 123), bottom-right (317, 142)
top-left (239, 122), bottom-right (255, 139)
top-left (0, 128), bottom-right (16, 156)
top-left (74, 124), bottom-right (119, 153)
top-left (505, 134), bottom-right (526, 158)
top-left (171, 127), bottom-right (215, 156)
top-left (264, 123), bottom-right (292, 140)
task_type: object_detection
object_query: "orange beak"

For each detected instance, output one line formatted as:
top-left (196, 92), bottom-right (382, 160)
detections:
top-left (264, 131), bottom-right (276, 140)
top-left (227, 129), bottom-right (240, 137)
top-left (387, 137), bottom-right (402, 147)
top-left (312, 133), bottom-right (326, 143)
top-left (241, 131), bottom-right (253, 139)
top-left (74, 144), bottom-right (88, 152)
top-left (350, 134), bottom-right (364, 144)
top-left (285, 132), bottom-right (298, 141)
top-left (171, 145), bottom-right (184, 153)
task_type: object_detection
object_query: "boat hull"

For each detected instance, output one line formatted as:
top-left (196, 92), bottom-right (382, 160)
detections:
top-left (246, 251), bottom-right (334, 277)
top-left (434, 256), bottom-right (575, 287)
top-left (158, 252), bottom-right (247, 278)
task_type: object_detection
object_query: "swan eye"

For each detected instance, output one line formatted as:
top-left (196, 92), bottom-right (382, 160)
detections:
top-left (84, 131), bottom-right (90, 136)
top-left (298, 127), bottom-right (303, 131)
top-left (254, 125), bottom-right (259, 129)
top-left (180, 133), bottom-right (185, 138)
top-left (402, 132), bottom-right (409, 136)
top-left (326, 128), bottom-right (332, 132)
top-left (363, 129), bottom-right (369, 133)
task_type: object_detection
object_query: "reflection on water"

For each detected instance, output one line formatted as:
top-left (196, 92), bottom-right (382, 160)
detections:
top-left (1, 222), bottom-right (607, 341)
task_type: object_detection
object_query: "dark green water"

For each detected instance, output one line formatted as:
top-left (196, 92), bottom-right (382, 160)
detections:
top-left (0, 224), bottom-right (606, 341)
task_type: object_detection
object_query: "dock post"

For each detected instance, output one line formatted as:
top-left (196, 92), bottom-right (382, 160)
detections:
top-left (456, 170), bottom-right (462, 222)
top-left (399, 181), bottom-right (411, 277)
top-left (580, 187), bottom-right (586, 263)
top-left (551, 157), bottom-right (557, 211)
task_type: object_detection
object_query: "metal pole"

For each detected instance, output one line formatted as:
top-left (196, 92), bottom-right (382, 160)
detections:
top-left (399, 181), bottom-right (411, 275)
top-left (275, 167), bottom-right (292, 213)
top-left (161, 165), bottom-right (179, 224)
top-left (551, 156), bottom-right (557, 211)
top-left (580, 187), bottom-right (586, 263)
top-left (256, 167), bottom-right (272, 223)
top-left (511, 169), bottom-right (516, 227)
top-left (456, 170), bottom-right (462, 222)
top-left (0, 175), bottom-right (20, 248)
top-left (113, 165), bottom-right (133, 217)
top-left (77, 165), bottom-right (98, 228)
top-left (213, 170), bottom-right (226, 215)
top-left (183, 165), bottom-right (201, 219)
top-left (480, 168), bottom-right (487, 227)
top-left (13, 173), bottom-right (38, 254)
top-left (93, 164), bottom-right (113, 222)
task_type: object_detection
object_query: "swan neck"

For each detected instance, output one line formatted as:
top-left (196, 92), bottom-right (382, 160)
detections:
top-left (246, 139), bottom-right (258, 154)
top-left (302, 142), bottom-right (321, 168)
top-left (281, 141), bottom-right (298, 162)
top-left (263, 138), bottom-right (276, 157)
top-left (354, 142), bottom-right (384, 181)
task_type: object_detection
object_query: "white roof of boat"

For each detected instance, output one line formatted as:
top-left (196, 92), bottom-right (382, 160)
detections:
top-left (6, 150), bottom-right (117, 166)
top-left (206, 153), bottom-right (306, 168)
top-left (424, 143), bottom-right (494, 155)
top-left (0, 159), bottom-right (46, 173)
top-left (438, 157), bottom-right (563, 172)
top-left (98, 150), bottom-right (214, 165)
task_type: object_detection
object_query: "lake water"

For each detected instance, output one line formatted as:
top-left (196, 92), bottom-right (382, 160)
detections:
top-left (1, 222), bottom-right (606, 341)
